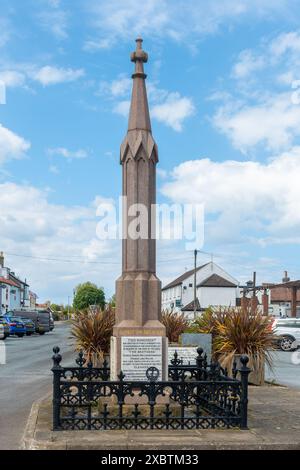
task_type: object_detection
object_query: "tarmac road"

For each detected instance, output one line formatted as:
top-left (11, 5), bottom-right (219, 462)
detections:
top-left (0, 322), bottom-right (74, 450)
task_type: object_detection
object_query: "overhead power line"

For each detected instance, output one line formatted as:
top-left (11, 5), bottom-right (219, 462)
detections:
top-left (5, 252), bottom-right (197, 265)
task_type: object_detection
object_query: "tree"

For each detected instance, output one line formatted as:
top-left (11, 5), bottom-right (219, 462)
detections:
top-left (51, 303), bottom-right (62, 312)
top-left (73, 282), bottom-right (105, 311)
top-left (108, 294), bottom-right (116, 308)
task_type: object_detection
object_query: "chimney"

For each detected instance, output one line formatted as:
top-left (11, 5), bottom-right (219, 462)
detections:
top-left (0, 252), bottom-right (4, 268)
top-left (282, 271), bottom-right (290, 283)
top-left (262, 289), bottom-right (269, 316)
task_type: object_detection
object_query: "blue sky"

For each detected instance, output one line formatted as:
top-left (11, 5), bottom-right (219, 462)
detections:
top-left (1, 0), bottom-right (300, 303)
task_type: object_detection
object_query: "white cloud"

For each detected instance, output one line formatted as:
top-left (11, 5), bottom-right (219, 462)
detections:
top-left (99, 76), bottom-right (132, 97)
top-left (270, 31), bottom-right (300, 57)
top-left (0, 182), bottom-right (118, 302)
top-left (110, 77), bottom-right (132, 97)
top-left (157, 168), bottom-right (168, 179)
top-left (47, 147), bottom-right (88, 160)
top-left (232, 50), bottom-right (265, 79)
top-left (113, 100), bottom-right (130, 117)
top-left (213, 92), bottom-right (300, 152)
top-left (48, 0), bottom-right (61, 7)
top-left (49, 165), bottom-right (60, 174)
top-left (31, 66), bottom-right (85, 86)
top-left (83, 38), bottom-right (112, 52)
top-left (213, 30), bottom-right (300, 152)
top-left (0, 124), bottom-right (30, 165)
top-left (151, 92), bottom-right (195, 131)
top-left (0, 70), bottom-right (26, 88)
top-left (85, 0), bottom-right (170, 47)
top-left (0, 18), bottom-right (11, 48)
top-left (84, 0), bottom-right (295, 50)
top-left (161, 147), bottom-right (300, 245)
top-left (37, 1), bottom-right (68, 39)
top-left (106, 78), bottom-right (194, 131)
top-left (231, 30), bottom-right (300, 83)
top-left (0, 62), bottom-right (85, 89)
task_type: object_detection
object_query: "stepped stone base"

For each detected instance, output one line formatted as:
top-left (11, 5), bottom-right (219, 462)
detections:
top-left (98, 396), bottom-right (180, 418)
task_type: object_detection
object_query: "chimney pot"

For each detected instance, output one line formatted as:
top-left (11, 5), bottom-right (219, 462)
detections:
top-left (282, 271), bottom-right (290, 283)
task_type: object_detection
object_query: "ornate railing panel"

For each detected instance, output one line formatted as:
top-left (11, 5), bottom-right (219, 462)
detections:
top-left (52, 347), bottom-right (250, 431)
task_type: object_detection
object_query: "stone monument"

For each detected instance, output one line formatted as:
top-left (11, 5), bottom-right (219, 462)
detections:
top-left (110, 38), bottom-right (168, 381)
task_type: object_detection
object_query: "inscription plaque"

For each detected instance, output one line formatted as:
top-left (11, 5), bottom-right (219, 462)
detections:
top-left (121, 336), bottom-right (162, 381)
top-left (168, 346), bottom-right (198, 365)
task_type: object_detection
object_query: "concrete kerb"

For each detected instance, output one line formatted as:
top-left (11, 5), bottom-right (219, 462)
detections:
top-left (20, 391), bottom-right (53, 450)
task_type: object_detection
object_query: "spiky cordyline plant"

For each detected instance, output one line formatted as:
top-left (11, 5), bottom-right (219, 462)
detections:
top-left (193, 305), bottom-right (277, 373)
top-left (161, 310), bottom-right (189, 343)
top-left (71, 305), bottom-right (115, 366)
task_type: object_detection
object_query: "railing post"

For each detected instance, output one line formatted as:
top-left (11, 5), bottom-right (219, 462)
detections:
top-left (51, 346), bottom-right (62, 431)
top-left (239, 354), bottom-right (251, 430)
top-left (196, 347), bottom-right (203, 381)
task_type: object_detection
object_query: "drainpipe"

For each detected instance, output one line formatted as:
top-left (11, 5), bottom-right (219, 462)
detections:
top-left (0, 284), bottom-right (6, 315)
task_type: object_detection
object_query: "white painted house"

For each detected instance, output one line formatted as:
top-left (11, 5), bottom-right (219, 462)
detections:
top-left (162, 262), bottom-right (240, 320)
top-left (0, 252), bottom-right (30, 315)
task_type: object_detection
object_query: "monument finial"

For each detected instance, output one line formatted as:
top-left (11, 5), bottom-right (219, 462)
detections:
top-left (130, 37), bottom-right (148, 78)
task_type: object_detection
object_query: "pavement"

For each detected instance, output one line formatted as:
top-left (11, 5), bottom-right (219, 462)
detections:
top-left (0, 322), bottom-right (74, 450)
top-left (21, 384), bottom-right (300, 450)
top-left (266, 350), bottom-right (300, 388)
top-left (1, 325), bottom-right (300, 450)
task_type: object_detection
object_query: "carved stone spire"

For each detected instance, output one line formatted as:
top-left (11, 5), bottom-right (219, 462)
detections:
top-left (120, 38), bottom-right (158, 165)
top-left (128, 38), bottom-right (151, 132)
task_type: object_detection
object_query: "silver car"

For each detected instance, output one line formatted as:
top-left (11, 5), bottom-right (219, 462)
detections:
top-left (273, 318), bottom-right (300, 351)
top-left (0, 316), bottom-right (10, 340)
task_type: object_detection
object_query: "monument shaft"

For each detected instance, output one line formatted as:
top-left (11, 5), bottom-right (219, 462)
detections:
top-left (111, 39), bottom-right (167, 380)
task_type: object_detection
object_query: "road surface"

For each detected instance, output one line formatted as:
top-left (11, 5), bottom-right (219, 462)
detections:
top-left (266, 350), bottom-right (300, 389)
top-left (0, 322), bottom-right (73, 450)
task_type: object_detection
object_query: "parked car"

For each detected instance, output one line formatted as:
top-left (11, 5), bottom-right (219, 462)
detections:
top-left (13, 309), bottom-right (51, 335)
top-left (0, 324), bottom-right (4, 340)
top-left (21, 317), bottom-right (35, 336)
top-left (273, 318), bottom-right (300, 351)
top-left (3, 315), bottom-right (26, 337)
top-left (0, 316), bottom-right (10, 340)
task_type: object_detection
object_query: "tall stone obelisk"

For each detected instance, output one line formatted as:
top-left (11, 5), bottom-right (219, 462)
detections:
top-left (111, 38), bottom-right (167, 381)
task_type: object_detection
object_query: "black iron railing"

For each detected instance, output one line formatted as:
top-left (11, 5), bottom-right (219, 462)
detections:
top-left (52, 346), bottom-right (250, 431)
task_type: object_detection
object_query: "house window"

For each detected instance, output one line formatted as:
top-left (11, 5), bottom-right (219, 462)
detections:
top-left (189, 283), bottom-right (193, 287)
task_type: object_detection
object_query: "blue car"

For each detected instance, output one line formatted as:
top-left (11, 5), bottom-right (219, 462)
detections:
top-left (3, 315), bottom-right (26, 337)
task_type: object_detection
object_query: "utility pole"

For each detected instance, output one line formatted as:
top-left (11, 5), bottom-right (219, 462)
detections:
top-left (194, 249), bottom-right (197, 319)
top-left (67, 296), bottom-right (70, 320)
top-left (252, 271), bottom-right (256, 314)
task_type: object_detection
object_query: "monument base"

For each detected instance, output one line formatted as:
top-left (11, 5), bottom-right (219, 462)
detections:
top-left (98, 396), bottom-right (181, 417)
top-left (110, 334), bottom-right (168, 381)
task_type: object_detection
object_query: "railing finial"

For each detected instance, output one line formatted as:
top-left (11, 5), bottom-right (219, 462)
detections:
top-left (52, 346), bottom-right (62, 368)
